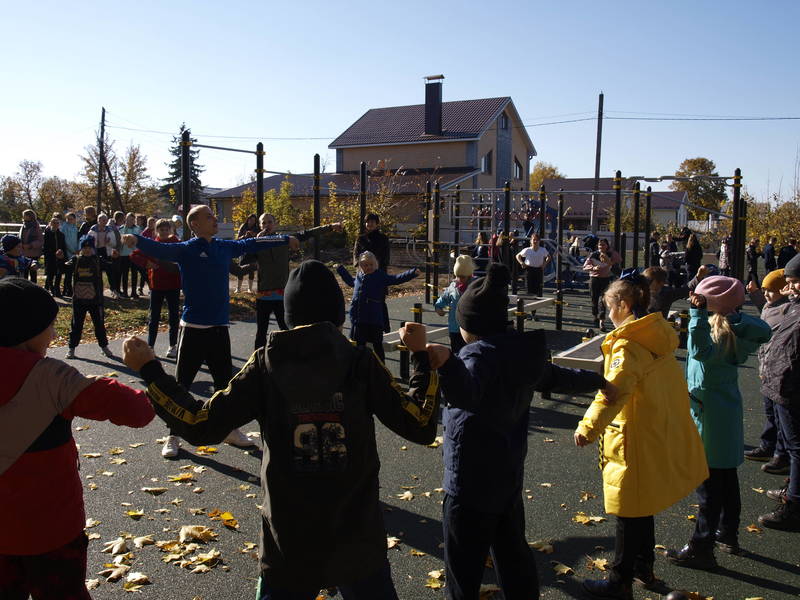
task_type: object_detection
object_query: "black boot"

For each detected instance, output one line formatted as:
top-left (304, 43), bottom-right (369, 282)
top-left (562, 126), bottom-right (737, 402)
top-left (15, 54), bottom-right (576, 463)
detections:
top-left (633, 560), bottom-right (658, 588)
top-left (759, 500), bottom-right (800, 531)
top-left (582, 577), bottom-right (633, 600)
top-left (714, 530), bottom-right (741, 555)
top-left (665, 543), bottom-right (717, 570)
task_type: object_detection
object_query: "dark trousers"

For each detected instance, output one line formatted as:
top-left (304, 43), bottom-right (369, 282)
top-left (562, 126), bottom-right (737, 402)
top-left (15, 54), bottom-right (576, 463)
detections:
top-left (148, 289), bottom-right (180, 347)
top-left (62, 261), bottom-right (74, 296)
top-left (26, 260), bottom-right (38, 283)
top-left (97, 249), bottom-right (115, 292)
top-left (692, 468), bottom-right (741, 546)
top-left (589, 276), bottom-right (611, 321)
top-left (525, 266), bottom-right (543, 296)
top-left (119, 256), bottom-right (138, 295)
top-left (69, 303), bottom-right (108, 348)
top-left (760, 396), bottom-right (786, 457)
top-left (175, 326), bottom-right (232, 392)
top-left (256, 559), bottom-right (398, 600)
top-left (0, 533), bottom-right (90, 600)
top-left (443, 494), bottom-right (538, 600)
top-left (134, 263), bottom-right (148, 291)
top-left (352, 323), bottom-right (386, 363)
top-left (449, 331), bottom-right (466, 355)
top-left (43, 254), bottom-right (63, 294)
top-left (255, 299), bottom-right (288, 349)
top-left (611, 516), bottom-right (655, 584)
top-left (747, 268), bottom-right (760, 288)
top-left (774, 401), bottom-right (800, 503)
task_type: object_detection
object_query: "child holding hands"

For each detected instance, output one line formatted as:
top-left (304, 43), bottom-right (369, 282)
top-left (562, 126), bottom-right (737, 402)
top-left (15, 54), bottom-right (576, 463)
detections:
top-left (667, 276), bottom-right (771, 567)
top-left (575, 269), bottom-right (708, 599)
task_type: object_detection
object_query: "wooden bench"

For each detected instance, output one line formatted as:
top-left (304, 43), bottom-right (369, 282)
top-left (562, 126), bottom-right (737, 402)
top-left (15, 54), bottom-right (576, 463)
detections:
top-left (552, 334), bottom-right (605, 374)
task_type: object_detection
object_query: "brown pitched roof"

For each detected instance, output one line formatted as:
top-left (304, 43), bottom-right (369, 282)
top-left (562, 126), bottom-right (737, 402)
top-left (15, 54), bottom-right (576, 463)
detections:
top-left (541, 177), bottom-right (687, 218)
top-left (329, 97), bottom-right (514, 148)
top-left (210, 168), bottom-right (481, 199)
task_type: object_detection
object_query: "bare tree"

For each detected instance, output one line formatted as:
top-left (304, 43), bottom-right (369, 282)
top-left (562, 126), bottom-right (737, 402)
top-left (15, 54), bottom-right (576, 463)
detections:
top-left (14, 160), bottom-right (44, 211)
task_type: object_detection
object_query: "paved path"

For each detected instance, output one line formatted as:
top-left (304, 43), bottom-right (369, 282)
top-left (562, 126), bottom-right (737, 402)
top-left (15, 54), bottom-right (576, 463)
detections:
top-left (45, 286), bottom-right (799, 599)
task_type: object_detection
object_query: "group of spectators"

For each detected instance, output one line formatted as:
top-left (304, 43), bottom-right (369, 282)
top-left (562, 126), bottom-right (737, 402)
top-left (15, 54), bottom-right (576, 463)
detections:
top-left (1, 206), bottom-right (185, 298)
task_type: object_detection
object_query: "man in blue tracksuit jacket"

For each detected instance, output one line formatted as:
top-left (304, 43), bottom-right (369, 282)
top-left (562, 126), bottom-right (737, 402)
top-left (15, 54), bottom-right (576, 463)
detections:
top-left (122, 205), bottom-right (294, 457)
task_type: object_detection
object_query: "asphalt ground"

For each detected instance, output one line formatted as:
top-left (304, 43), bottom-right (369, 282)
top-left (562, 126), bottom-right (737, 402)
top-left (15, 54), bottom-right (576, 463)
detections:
top-left (38, 282), bottom-right (800, 600)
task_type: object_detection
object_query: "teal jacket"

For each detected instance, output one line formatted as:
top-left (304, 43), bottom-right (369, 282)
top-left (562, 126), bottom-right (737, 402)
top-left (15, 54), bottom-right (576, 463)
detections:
top-left (434, 279), bottom-right (474, 333)
top-left (687, 308), bottom-right (771, 468)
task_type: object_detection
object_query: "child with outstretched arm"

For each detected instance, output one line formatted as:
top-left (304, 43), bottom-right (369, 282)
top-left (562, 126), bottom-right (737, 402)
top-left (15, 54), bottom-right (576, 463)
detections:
top-left (123, 260), bottom-right (440, 598)
top-left (336, 251), bottom-right (420, 362)
top-left (0, 278), bottom-right (154, 600)
top-left (434, 255), bottom-right (476, 355)
top-left (424, 263), bottom-right (613, 600)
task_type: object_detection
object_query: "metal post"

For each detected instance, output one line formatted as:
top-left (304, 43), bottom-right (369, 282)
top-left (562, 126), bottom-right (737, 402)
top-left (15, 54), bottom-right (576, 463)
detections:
top-left (359, 162), bottom-right (367, 234)
top-left (432, 183), bottom-right (441, 302)
top-left (96, 107), bottom-right (105, 213)
top-left (732, 168), bottom-right (745, 281)
top-left (313, 153), bottom-right (321, 260)
top-left (256, 142), bottom-right (265, 217)
top-left (613, 170), bottom-right (622, 253)
top-left (590, 92), bottom-right (604, 234)
top-left (503, 181), bottom-right (511, 273)
top-left (620, 233), bottom-right (627, 269)
top-left (453, 185), bottom-right (461, 251)
top-left (538, 184), bottom-right (546, 239)
top-left (679, 311), bottom-right (689, 349)
top-left (180, 129), bottom-right (192, 241)
top-left (515, 297), bottom-right (526, 332)
top-left (632, 182), bottom-right (641, 268)
top-left (424, 181), bottom-right (432, 304)
top-left (556, 190), bottom-right (564, 330)
top-left (730, 168), bottom-right (742, 278)
top-left (644, 186), bottom-right (652, 267)
top-left (738, 194), bottom-right (748, 282)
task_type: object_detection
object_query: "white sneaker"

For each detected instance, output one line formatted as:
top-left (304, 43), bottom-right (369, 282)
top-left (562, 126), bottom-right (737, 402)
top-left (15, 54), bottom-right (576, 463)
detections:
top-left (166, 345), bottom-right (178, 358)
top-left (224, 428), bottom-right (256, 448)
top-left (100, 346), bottom-right (113, 358)
top-left (66, 348), bottom-right (76, 359)
top-left (161, 435), bottom-right (180, 458)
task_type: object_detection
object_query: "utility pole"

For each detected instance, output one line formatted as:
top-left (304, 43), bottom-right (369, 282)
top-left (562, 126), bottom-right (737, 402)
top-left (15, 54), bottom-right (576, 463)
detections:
top-left (96, 107), bottom-right (106, 213)
top-left (590, 92), bottom-right (604, 234)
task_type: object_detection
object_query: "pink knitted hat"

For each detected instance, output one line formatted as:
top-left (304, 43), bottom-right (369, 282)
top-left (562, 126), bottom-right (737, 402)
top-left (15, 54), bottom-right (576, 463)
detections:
top-left (694, 275), bottom-right (745, 315)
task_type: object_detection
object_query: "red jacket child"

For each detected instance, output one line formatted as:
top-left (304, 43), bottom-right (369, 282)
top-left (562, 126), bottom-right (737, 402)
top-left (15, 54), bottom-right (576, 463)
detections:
top-left (0, 278), bottom-right (154, 598)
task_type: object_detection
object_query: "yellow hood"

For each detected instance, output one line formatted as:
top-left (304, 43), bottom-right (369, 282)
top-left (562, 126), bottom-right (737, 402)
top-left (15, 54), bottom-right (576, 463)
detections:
top-left (602, 313), bottom-right (678, 358)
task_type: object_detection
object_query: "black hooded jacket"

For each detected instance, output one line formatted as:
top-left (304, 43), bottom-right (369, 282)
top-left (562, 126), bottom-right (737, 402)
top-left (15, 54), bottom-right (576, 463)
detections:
top-left (141, 321), bottom-right (439, 589)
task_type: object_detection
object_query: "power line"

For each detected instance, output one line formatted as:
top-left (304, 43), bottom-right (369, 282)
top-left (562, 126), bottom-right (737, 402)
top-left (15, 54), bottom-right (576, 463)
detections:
top-left (607, 116), bottom-right (800, 122)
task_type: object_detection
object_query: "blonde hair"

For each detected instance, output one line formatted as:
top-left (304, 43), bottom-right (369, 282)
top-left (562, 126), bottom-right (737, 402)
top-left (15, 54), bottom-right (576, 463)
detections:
top-left (709, 312), bottom-right (737, 356)
top-left (604, 278), bottom-right (650, 317)
top-left (357, 251), bottom-right (378, 271)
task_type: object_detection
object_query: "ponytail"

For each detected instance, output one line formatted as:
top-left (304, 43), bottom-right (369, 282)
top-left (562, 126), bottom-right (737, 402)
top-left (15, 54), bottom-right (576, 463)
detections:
top-left (709, 312), bottom-right (737, 357)
top-left (604, 276), bottom-right (650, 319)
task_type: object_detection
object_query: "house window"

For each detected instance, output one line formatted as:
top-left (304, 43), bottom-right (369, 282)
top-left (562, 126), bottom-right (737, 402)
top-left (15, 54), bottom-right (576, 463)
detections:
top-left (499, 114), bottom-right (509, 130)
top-left (514, 157), bottom-right (523, 180)
top-left (481, 151), bottom-right (493, 174)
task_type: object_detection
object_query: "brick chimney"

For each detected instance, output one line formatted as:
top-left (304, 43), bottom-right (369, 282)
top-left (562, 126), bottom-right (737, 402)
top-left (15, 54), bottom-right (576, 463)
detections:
top-left (424, 75), bottom-right (444, 136)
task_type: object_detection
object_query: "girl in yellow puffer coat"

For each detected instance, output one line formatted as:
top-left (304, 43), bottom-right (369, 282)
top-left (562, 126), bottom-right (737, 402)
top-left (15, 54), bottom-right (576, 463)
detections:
top-left (574, 269), bottom-right (708, 600)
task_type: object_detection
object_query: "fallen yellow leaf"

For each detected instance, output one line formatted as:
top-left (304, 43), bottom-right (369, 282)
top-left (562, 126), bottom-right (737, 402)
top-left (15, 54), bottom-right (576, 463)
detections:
top-left (98, 563), bottom-right (130, 581)
top-left (387, 536), bottom-right (401, 549)
top-left (141, 487), bottom-right (168, 496)
top-left (109, 447), bottom-right (125, 455)
top-left (126, 572), bottom-right (150, 585)
top-left (746, 523), bottom-right (763, 534)
top-left (101, 537), bottom-right (129, 555)
top-left (751, 487), bottom-right (765, 494)
top-left (133, 536), bottom-right (154, 548)
top-left (686, 515), bottom-right (697, 521)
top-left (125, 509), bottom-right (145, 520)
top-left (85, 578), bottom-right (100, 590)
top-left (579, 491), bottom-right (597, 502)
top-left (110, 457), bottom-right (127, 465)
top-left (82, 453), bottom-right (102, 458)
top-left (409, 549), bottom-right (426, 556)
top-left (195, 446), bottom-right (218, 456)
top-left (168, 472), bottom-right (195, 483)
top-left (396, 491), bottom-right (414, 501)
top-left (551, 561), bottom-right (574, 576)
top-left (85, 518), bottom-right (101, 529)
top-left (528, 540), bottom-right (554, 554)
top-left (586, 556), bottom-right (609, 571)
top-left (572, 511), bottom-right (606, 525)
top-left (179, 525), bottom-right (217, 543)
top-left (427, 436), bottom-right (444, 448)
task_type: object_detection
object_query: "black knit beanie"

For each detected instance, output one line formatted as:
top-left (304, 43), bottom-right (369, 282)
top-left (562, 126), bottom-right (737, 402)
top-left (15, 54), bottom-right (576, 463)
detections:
top-left (456, 263), bottom-right (511, 336)
top-left (0, 278), bottom-right (59, 347)
top-left (284, 260), bottom-right (345, 329)
top-left (784, 253), bottom-right (800, 280)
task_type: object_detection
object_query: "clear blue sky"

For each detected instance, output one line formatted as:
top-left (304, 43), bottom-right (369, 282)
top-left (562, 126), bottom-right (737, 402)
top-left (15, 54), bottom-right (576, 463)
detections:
top-left (2, 0), bottom-right (799, 201)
